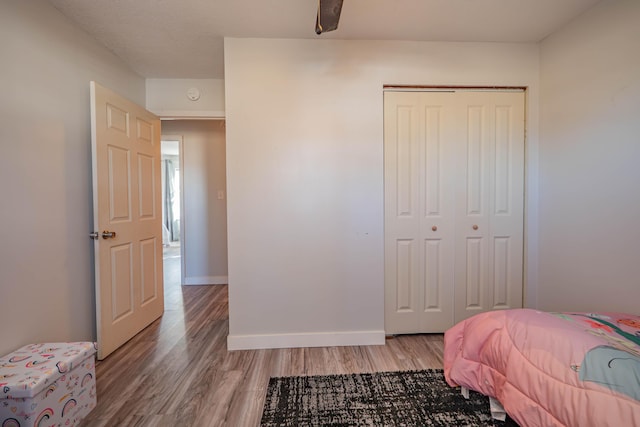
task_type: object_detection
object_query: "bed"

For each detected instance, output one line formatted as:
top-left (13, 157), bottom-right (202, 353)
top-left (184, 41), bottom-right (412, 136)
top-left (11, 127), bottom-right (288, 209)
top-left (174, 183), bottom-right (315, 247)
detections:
top-left (444, 309), bottom-right (640, 426)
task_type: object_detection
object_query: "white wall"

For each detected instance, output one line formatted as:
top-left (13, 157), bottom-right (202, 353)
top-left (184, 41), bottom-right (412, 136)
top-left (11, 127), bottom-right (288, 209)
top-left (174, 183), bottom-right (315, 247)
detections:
top-left (224, 38), bottom-right (540, 350)
top-left (538, 0), bottom-right (640, 312)
top-left (161, 121), bottom-right (228, 284)
top-left (0, 0), bottom-right (145, 356)
top-left (146, 79), bottom-right (225, 118)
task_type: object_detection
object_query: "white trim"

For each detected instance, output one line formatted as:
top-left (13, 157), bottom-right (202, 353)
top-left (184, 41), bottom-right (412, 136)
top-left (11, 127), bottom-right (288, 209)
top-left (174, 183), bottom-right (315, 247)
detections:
top-left (227, 330), bottom-right (386, 351)
top-left (184, 275), bottom-right (228, 285)
top-left (383, 86), bottom-right (526, 93)
top-left (153, 110), bottom-right (225, 120)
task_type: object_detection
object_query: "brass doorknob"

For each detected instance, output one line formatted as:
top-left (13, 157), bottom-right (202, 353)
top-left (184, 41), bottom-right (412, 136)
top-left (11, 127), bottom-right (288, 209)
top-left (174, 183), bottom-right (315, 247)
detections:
top-left (472, 225), bottom-right (478, 230)
top-left (432, 226), bottom-right (437, 232)
top-left (101, 230), bottom-right (117, 239)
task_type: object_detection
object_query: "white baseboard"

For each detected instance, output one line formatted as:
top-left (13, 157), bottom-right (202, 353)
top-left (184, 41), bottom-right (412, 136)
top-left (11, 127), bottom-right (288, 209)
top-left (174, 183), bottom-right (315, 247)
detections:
top-left (227, 330), bottom-right (386, 351)
top-left (183, 275), bottom-right (228, 285)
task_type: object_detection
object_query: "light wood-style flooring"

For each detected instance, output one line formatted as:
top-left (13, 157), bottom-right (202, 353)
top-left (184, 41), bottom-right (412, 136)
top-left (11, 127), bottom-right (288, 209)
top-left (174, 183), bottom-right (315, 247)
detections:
top-left (81, 258), bottom-right (445, 426)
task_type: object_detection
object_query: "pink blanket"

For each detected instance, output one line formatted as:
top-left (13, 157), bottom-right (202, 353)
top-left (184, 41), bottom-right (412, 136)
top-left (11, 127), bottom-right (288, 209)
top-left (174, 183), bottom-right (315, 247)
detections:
top-left (444, 309), bottom-right (640, 427)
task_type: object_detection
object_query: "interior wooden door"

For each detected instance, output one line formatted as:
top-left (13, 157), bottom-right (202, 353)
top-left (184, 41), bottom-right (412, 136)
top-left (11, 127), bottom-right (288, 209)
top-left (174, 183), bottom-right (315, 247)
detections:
top-left (384, 90), bottom-right (525, 334)
top-left (90, 81), bottom-right (164, 359)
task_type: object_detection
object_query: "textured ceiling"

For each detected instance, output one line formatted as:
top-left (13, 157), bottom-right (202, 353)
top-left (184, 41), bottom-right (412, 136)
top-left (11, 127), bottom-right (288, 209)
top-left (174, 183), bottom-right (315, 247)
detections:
top-left (48, 0), bottom-right (601, 79)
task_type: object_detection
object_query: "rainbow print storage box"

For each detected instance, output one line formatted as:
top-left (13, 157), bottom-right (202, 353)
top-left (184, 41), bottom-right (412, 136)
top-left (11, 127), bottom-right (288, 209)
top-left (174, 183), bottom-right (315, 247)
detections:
top-left (0, 342), bottom-right (97, 427)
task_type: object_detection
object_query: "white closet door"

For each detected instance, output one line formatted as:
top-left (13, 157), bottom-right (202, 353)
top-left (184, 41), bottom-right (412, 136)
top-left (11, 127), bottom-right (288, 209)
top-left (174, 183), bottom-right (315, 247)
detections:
top-left (384, 91), bottom-right (457, 333)
top-left (384, 90), bottom-right (524, 334)
top-left (453, 91), bottom-right (525, 323)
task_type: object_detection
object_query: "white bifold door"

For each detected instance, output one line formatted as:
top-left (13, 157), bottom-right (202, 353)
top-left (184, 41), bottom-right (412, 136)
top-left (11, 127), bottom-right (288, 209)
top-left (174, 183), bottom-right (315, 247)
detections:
top-left (384, 90), bottom-right (525, 334)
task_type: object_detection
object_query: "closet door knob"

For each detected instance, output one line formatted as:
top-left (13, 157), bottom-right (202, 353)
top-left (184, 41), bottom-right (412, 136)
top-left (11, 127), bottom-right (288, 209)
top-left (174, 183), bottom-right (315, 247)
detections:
top-left (472, 225), bottom-right (479, 230)
top-left (432, 226), bottom-right (437, 232)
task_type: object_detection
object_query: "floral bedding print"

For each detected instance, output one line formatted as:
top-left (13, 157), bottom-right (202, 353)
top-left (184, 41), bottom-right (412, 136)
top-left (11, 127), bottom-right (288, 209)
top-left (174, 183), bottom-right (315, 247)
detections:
top-left (551, 313), bottom-right (640, 401)
top-left (444, 309), bottom-right (640, 427)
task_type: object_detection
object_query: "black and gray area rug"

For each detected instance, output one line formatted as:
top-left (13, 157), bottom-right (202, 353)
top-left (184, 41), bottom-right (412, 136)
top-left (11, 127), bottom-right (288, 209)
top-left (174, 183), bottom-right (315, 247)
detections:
top-left (260, 369), bottom-right (518, 426)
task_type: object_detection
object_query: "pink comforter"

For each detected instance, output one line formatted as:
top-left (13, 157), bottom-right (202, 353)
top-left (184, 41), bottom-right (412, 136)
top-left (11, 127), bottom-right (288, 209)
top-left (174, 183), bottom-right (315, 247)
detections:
top-left (444, 309), bottom-right (640, 427)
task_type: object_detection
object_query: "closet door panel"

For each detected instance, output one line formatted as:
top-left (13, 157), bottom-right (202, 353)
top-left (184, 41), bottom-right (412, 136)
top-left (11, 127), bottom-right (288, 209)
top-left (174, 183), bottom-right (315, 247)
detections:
top-left (454, 91), bottom-right (524, 323)
top-left (385, 90), bottom-right (524, 332)
top-left (385, 92), bottom-right (455, 333)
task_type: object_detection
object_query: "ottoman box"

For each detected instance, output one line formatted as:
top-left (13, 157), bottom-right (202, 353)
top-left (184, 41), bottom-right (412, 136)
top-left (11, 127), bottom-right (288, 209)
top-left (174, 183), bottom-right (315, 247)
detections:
top-left (0, 342), bottom-right (97, 427)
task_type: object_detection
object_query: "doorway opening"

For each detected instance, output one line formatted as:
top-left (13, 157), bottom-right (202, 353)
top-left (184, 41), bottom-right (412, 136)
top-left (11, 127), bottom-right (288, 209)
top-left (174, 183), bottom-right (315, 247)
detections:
top-left (161, 120), bottom-right (229, 288)
top-left (161, 138), bottom-right (183, 290)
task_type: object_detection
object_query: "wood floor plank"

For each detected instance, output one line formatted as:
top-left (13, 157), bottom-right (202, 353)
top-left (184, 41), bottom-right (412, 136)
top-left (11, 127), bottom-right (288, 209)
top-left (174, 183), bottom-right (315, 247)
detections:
top-left (190, 370), bottom-right (244, 426)
top-left (268, 348), bottom-right (305, 378)
top-left (332, 345), bottom-right (375, 374)
top-left (224, 389), bottom-right (267, 427)
top-left (81, 281), bottom-right (445, 427)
